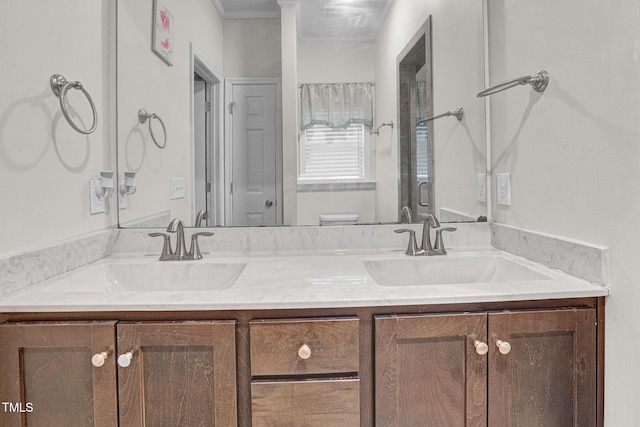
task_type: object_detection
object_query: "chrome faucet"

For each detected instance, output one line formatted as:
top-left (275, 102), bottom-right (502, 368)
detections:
top-left (395, 214), bottom-right (457, 256)
top-left (400, 206), bottom-right (413, 223)
top-left (420, 214), bottom-right (441, 254)
top-left (167, 218), bottom-right (187, 259)
top-left (148, 218), bottom-right (214, 260)
top-left (195, 210), bottom-right (209, 227)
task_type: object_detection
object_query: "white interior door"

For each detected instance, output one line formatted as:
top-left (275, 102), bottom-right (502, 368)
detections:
top-left (229, 82), bottom-right (279, 226)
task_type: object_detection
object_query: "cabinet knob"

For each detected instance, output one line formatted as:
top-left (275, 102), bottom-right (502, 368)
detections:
top-left (91, 351), bottom-right (110, 367)
top-left (117, 351), bottom-right (134, 368)
top-left (297, 344), bottom-right (312, 360)
top-left (496, 340), bottom-right (512, 355)
top-left (474, 340), bottom-right (489, 355)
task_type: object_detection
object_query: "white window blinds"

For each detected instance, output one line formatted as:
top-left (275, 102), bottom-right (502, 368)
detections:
top-left (299, 124), bottom-right (368, 181)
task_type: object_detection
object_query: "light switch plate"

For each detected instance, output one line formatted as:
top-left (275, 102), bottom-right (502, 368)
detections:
top-left (170, 177), bottom-right (186, 200)
top-left (496, 173), bottom-right (511, 206)
top-left (477, 173), bottom-right (486, 202)
top-left (90, 180), bottom-right (105, 214)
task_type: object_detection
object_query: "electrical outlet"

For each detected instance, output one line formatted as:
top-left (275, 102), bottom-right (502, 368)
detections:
top-left (118, 179), bottom-right (128, 210)
top-left (170, 177), bottom-right (186, 200)
top-left (90, 180), bottom-right (105, 214)
top-left (477, 173), bottom-right (486, 203)
top-left (496, 173), bottom-right (511, 206)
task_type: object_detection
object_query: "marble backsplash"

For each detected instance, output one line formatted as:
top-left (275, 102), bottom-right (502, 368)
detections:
top-left (0, 229), bottom-right (114, 296)
top-left (492, 223), bottom-right (609, 286)
top-left (111, 222), bottom-right (492, 256)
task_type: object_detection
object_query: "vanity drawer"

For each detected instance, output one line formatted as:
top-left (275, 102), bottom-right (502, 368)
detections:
top-left (249, 317), bottom-right (359, 376)
top-left (251, 378), bottom-right (360, 426)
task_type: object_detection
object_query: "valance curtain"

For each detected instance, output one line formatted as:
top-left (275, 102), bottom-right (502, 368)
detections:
top-left (300, 83), bottom-right (374, 130)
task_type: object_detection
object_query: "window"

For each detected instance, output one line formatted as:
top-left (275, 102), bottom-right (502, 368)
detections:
top-left (298, 123), bottom-right (370, 182)
top-left (416, 123), bottom-right (429, 180)
top-left (298, 82), bottom-right (374, 184)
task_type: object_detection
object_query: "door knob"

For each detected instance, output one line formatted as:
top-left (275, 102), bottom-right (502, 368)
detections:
top-left (474, 340), bottom-right (488, 355)
top-left (496, 340), bottom-right (512, 355)
top-left (91, 350), bottom-right (111, 367)
top-left (265, 199), bottom-right (273, 208)
top-left (297, 344), bottom-right (312, 360)
top-left (118, 351), bottom-right (134, 368)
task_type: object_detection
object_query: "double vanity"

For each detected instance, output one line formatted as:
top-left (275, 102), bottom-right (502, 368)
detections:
top-left (0, 223), bottom-right (608, 426)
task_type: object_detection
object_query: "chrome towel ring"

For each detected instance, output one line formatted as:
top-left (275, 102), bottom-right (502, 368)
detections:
top-left (477, 70), bottom-right (549, 98)
top-left (50, 74), bottom-right (98, 134)
top-left (138, 108), bottom-right (167, 149)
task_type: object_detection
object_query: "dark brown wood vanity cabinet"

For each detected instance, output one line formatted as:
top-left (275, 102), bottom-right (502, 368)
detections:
top-left (249, 317), bottom-right (361, 426)
top-left (0, 320), bottom-right (237, 427)
top-left (0, 300), bottom-right (603, 426)
top-left (375, 308), bottom-right (597, 427)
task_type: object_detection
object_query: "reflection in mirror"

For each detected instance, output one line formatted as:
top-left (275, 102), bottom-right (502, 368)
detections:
top-left (398, 18), bottom-right (433, 223)
top-left (117, 0), bottom-right (487, 228)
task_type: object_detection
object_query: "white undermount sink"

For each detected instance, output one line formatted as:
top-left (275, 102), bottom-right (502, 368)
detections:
top-left (363, 253), bottom-right (550, 287)
top-left (41, 260), bottom-right (246, 292)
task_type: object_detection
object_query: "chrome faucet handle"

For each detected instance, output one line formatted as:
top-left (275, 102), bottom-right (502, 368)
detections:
top-left (395, 229), bottom-right (425, 256)
top-left (434, 227), bottom-right (457, 255)
top-left (148, 232), bottom-right (174, 260)
top-left (187, 232), bottom-right (214, 260)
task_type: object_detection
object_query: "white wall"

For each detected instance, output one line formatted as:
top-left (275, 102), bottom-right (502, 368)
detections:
top-left (298, 42), bottom-right (375, 83)
top-left (0, 1), bottom-right (115, 256)
top-left (117, 0), bottom-right (223, 227)
top-left (223, 18), bottom-right (281, 78)
top-left (374, 0), bottom-right (487, 223)
top-left (297, 42), bottom-right (376, 224)
top-left (487, 0), bottom-right (640, 424)
top-left (297, 191), bottom-right (376, 225)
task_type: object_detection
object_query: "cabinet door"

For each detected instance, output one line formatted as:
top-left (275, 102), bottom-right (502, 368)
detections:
top-left (375, 313), bottom-right (487, 427)
top-left (117, 321), bottom-right (237, 426)
top-left (0, 321), bottom-right (118, 427)
top-left (488, 309), bottom-right (597, 427)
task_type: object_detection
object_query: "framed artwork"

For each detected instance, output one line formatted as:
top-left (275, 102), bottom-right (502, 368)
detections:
top-left (152, 0), bottom-right (173, 65)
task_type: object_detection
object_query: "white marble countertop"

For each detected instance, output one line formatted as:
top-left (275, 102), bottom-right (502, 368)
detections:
top-left (0, 247), bottom-right (608, 312)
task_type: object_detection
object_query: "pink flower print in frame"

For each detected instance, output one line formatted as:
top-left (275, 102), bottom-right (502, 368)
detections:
top-left (160, 10), bottom-right (170, 31)
top-left (152, 0), bottom-right (174, 65)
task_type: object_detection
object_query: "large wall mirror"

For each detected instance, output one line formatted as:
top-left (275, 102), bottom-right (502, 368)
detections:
top-left (116, 0), bottom-right (487, 228)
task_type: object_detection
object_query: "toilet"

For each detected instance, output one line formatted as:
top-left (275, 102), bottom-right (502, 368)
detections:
top-left (319, 214), bottom-right (359, 226)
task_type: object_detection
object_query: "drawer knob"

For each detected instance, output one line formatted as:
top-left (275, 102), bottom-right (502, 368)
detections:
top-left (496, 340), bottom-right (512, 355)
top-left (118, 351), bottom-right (134, 368)
top-left (91, 351), bottom-right (110, 367)
top-left (474, 340), bottom-right (488, 355)
top-left (297, 344), bottom-right (312, 360)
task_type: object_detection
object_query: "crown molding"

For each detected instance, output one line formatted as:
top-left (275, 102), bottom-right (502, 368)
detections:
top-left (210, 0), bottom-right (225, 17)
top-left (276, 0), bottom-right (299, 8)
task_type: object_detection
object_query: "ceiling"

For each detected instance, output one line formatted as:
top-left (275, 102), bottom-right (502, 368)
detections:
top-left (211, 0), bottom-right (395, 42)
